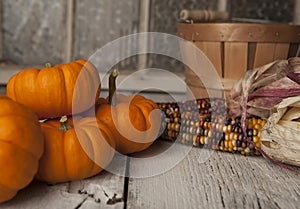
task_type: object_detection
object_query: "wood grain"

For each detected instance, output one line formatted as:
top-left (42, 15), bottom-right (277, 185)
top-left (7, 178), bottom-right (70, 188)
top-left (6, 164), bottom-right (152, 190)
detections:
top-left (273, 43), bottom-right (290, 60)
top-left (127, 141), bottom-right (300, 209)
top-left (224, 42), bottom-right (248, 80)
top-left (1, 141), bottom-right (299, 209)
top-left (254, 42), bottom-right (290, 67)
top-left (177, 23), bottom-right (300, 43)
top-left (194, 41), bottom-right (223, 77)
top-left (253, 43), bottom-right (277, 68)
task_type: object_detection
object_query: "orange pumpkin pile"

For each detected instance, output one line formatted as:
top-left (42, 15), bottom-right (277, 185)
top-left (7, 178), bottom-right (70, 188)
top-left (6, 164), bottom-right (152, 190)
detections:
top-left (1, 60), bottom-right (161, 203)
top-left (36, 116), bottom-right (115, 183)
top-left (0, 95), bottom-right (44, 203)
top-left (93, 69), bottom-right (161, 154)
top-left (6, 60), bottom-right (100, 119)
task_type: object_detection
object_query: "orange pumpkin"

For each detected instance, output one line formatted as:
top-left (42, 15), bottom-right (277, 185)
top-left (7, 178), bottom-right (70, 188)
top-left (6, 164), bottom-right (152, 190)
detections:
top-left (6, 59), bottom-right (100, 119)
top-left (36, 116), bottom-right (115, 183)
top-left (94, 69), bottom-right (162, 154)
top-left (0, 94), bottom-right (44, 203)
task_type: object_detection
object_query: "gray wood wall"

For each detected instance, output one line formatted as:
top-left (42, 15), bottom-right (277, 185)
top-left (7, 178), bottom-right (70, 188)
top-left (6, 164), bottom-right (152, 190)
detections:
top-left (0, 0), bottom-right (295, 71)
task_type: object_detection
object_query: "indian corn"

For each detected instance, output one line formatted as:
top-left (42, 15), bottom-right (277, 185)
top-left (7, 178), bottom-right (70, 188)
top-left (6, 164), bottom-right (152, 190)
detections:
top-left (157, 98), bottom-right (266, 155)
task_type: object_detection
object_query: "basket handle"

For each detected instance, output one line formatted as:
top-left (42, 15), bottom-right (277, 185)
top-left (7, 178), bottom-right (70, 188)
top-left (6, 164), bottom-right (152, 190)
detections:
top-left (180, 10), bottom-right (229, 22)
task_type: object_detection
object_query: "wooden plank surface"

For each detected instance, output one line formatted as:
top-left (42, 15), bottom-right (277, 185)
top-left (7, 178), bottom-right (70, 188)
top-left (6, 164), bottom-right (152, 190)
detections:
top-left (273, 43), bottom-right (290, 60)
top-left (224, 42), bottom-right (248, 80)
top-left (127, 141), bottom-right (300, 209)
top-left (253, 43), bottom-right (276, 68)
top-left (0, 155), bottom-right (127, 209)
top-left (194, 42), bottom-right (223, 77)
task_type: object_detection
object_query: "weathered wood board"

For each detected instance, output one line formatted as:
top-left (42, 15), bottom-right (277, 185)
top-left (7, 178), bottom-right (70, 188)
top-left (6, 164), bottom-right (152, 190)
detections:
top-left (127, 141), bottom-right (300, 209)
top-left (0, 155), bottom-right (127, 209)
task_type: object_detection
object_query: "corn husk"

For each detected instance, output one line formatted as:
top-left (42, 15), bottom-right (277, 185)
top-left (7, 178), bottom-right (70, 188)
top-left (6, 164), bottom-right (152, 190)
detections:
top-left (229, 57), bottom-right (300, 119)
top-left (261, 96), bottom-right (300, 167)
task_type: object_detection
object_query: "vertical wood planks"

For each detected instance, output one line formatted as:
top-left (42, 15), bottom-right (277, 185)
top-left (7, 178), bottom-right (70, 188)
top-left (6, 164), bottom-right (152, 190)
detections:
top-left (181, 40), bottom-right (224, 99)
top-left (253, 43), bottom-right (290, 68)
top-left (273, 43), bottom-right (290, 60)
top-left (253, 43), bottom-right (276, 68)
top-left (194, 41), bottom-right (223, 77)
top-left (223, 42), bottom-right (248, 80)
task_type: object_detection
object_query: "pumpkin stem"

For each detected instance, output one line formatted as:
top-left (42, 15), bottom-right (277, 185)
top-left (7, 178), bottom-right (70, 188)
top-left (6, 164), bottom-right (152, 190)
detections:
top-left (108, 68), bottom-right (119, 106)
top-left (45, 62), bottom-right (52, 68)
top-left (59, 115), bottom-right (72, 132)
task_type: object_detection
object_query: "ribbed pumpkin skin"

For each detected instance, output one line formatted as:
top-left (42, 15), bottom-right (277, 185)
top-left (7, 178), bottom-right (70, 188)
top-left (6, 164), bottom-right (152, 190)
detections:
top-left (36, 117), bottom-right (115, 183)
top-left (6, 60), bottom-right (100, 119)
top-left (95, 94), bottom-right (161, 154)
top-left (0, 95), bottom-right (44, 203)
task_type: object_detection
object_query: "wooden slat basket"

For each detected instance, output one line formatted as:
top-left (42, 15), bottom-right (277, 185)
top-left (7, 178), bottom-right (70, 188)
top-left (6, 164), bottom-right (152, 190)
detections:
top-left (177, 22), bottom-right (300, 99)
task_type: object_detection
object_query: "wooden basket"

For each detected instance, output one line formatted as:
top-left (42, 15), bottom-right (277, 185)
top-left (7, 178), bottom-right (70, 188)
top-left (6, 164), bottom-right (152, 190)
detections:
top-left (177, 22), bottom-right (300, 99)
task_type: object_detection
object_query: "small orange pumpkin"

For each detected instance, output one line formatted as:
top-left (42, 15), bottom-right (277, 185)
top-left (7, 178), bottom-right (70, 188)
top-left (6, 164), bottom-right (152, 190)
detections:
top-left (94, 69), bottom-right (162, 154)
top-left (0, 94), bottom-right (44, 203)
top-left (6, 60), bottom-right (100, 119)
top-left (36, 116), bottom-right (115, 183)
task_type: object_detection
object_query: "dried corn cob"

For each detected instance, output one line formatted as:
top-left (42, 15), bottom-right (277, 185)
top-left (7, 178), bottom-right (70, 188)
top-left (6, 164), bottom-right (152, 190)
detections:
top-left (157, 98), bottom-right (266, 155)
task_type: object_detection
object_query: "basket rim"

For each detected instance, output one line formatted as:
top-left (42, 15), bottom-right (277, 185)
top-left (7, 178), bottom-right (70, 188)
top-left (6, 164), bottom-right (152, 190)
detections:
top-left (177, 22), bottom-right (300, 43)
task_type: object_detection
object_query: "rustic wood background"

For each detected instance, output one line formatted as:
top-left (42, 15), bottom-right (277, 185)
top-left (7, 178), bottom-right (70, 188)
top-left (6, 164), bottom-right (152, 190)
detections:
top-left (0, 0), bottom-right (295, 72)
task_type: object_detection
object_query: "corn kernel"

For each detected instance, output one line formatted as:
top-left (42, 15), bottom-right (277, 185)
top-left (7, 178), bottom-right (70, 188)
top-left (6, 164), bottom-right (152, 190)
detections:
top-left (227, 125), bottom-right (232, 132)
top-left (171, 123), bottom-right (175, 130)
top-left (224, 140), bottom-right (229, 148)
top-left (233, 133), bottom-right (238, 140)
top-left (158, 99), bottom-right (265, 156)
top-left (167, 123), bottom-right (171, 130)
top-left (208, 130), bottom-right (212, 138)
top-left (257, 118), bottom-right (263, 125)
top-left (232, 140), bottom-right (237, 147)
top-left (204, 137), bottom-right (209, 144)
top-left (254, 123), bottom-right (261, 130)
top-left (257, 131), bottom-right (261, 137)
top-left (242, 142), bottom-right (246, 148)
top-left (229, 141), bottom-right (233, 149)
top-left (229, 132), bottom-right (235, 140)
top-left (253, 136), bottom-right (259, 143)
top-left (247, 123), bottom-right (254, 129)
top-left (255, 142), bottom-right (261, 148)
top-left (189, 127), bottom-right (194, 134)
top-left (200, 136), bottom-right (205, 145)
